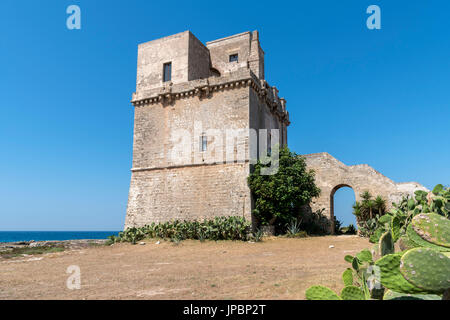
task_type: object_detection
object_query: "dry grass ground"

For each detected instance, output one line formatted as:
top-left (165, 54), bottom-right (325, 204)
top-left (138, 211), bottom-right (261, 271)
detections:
top-left (0, 235), bottom-right (369, 300)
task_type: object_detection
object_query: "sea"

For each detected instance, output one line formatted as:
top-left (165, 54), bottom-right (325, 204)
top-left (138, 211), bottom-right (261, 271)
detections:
top-left (0, 231), bottom-right (120, 243)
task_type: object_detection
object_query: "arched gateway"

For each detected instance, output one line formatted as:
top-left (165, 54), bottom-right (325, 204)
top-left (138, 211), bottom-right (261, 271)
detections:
top-left (304, 153), bottom-right (428, 233)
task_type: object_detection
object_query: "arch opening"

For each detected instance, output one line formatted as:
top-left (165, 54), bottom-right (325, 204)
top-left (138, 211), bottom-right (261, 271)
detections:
top-left (330, 184), bottom-right (357, 234)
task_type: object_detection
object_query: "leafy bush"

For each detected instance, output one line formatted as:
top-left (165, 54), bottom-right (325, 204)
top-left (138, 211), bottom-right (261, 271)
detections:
top-left (333, 217), bottom-right (343, 234)
top-left (0, 245), bottom-right (65, 259)
top-left (298, 208), bottom-right (331, 235)
top-left (340, 224), bottom-right (357, 235)
top-left (358, 218), bottom-right (378, 239)
top-left (110, 216), bottom-right (251, 244)
top-left (352, 192), bottom-right (387, 232)
top-left (247, 146), bottom-right (320, 229)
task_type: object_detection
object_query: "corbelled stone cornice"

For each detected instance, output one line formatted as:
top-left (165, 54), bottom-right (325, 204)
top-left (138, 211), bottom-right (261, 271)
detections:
top-left (131, 69), bottom-right (290, 126)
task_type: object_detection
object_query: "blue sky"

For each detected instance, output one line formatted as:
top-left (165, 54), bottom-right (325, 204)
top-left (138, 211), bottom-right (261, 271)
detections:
top-left (1, 1), bottom-right (449, 230)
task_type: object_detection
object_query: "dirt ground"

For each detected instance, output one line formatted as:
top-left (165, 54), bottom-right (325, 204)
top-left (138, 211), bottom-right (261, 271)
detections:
top-left (0, 235), bottom-right (370, 300)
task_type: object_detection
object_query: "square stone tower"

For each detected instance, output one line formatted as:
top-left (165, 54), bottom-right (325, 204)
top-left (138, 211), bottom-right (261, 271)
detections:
top-left (125, 31), bottom-right (290, 229)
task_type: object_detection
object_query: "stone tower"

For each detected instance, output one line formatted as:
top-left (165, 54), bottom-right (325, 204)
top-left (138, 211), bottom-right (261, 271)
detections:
top-left (125, 31), bottom-right (290, 229)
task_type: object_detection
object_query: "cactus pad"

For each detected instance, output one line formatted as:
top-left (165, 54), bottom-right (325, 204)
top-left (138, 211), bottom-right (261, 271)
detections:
top-left (352, 257), bottom-right (361, 271)
top-left (411, 213), bottom-right (450, 248)
top-left (375, 253), bottom-right (425, 294)
top-left (305, 285), bottom-right (342, 300)
top-left (391, 216), bottom-right (401, 242)
top-left (378, 214), bottom-right (392, 225)
top-left (356, 249), bottom-right (373, 263)
top-left (379, 231), bottom-right (395, 256)
top-left (383, 289), bottom-right (441, 300)
top-left (342, 268), bottom-right (353, 286)
top-left (406, 224), bottom-right (450, 252)
top-left (340, 285), bottom-right (365, 300)
top-left (398, 235), bottom-right (418, 251)
top-left (344, 255), bottom-right (354, 263)
top-left (400, 247), bottom-right (450, 293)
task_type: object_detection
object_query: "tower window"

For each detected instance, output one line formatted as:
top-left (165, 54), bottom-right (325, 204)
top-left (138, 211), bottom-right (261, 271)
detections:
top-left (229, 54), bottom-right (238, 63)
top-left (200, 135), bottom-right (207, 152)
top-left (163, 62), bottom-right (172, 82)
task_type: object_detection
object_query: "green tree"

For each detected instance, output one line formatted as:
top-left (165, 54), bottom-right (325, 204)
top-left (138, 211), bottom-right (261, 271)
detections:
top-left (374, 196), bottom-right (386, 217)
top-left (247, 146), bottom-right (321, 228)
top-left (360, 191), bottom-right (374, 219)
top-left (352, 201), bottom-right (362, 217)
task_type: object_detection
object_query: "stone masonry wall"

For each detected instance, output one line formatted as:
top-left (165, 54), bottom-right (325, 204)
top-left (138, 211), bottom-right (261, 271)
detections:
top-left (126, 31), bottom-right (290, 229)
top-left (304, 152), bottom-right (429, 232)
top-left (126, 87), bottom-right (252, 228)
top-left (126, 163), bottom-right (251, 227)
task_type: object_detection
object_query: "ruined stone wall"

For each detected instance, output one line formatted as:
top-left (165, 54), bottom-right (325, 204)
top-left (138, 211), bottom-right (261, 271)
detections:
top-left (303, 152), bottom-right (429, 231)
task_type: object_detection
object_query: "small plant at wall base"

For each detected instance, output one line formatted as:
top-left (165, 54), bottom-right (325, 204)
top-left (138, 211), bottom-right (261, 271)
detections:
top-left (247, 146), bottom-right (321, 234)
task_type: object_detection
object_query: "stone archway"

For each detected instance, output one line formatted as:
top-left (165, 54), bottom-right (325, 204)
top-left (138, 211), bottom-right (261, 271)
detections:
top-left (303, 153), bottom-right (428, 234)
top-left (330, 184), bottom-right (356, 232)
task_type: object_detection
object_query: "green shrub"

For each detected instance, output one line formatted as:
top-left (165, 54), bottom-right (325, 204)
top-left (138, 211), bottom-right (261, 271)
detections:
top-left (359, 218), bottom-right (378, 239)
top-left (111, 216), bottom-right (251, 244)
top-left (247, 146), bottom-right (320, 229)
top-left (352, 193), bottom-right (387, 237)
top-left (333, 217), bottom-right (343, 235)
top-left (300, 209), bottom-right (331, 235)
top-left (340, 224), bottom-right (357, 235)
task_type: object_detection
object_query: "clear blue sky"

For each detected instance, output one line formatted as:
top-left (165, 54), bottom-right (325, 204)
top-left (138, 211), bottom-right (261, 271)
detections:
top-left (1, 1), bottom-right (449, 230)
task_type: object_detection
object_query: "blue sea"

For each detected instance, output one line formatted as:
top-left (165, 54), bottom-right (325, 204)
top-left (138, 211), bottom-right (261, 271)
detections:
top-left (0, 231), bottom-right (120, 243)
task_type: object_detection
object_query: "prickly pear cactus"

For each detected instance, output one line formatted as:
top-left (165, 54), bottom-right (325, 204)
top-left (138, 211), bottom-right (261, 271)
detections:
top-left (379, 231), bottom-right (395, 256)
top-left (305, 285), bottom-right (341, 300)
top-left (411, 213), bottom-right (450, 248)
top-left (399, 247), bottom-right (450, 293)
top-left (342, 268), bottom-right (353, 286)
top-left (406, 224), bottom-right (450, 252)
top-left (375, 252), bottom-right (425, 294)
top-left (344, 255), bottom-right (354, 263)
top-left (398, 235), bottom-right (418, 251)
top-left (340, 285), bottom-right (366, 300)
top-left (391, 216), bottom-right (401, 242)
top-left (356, 249), bottom-right (373, 263)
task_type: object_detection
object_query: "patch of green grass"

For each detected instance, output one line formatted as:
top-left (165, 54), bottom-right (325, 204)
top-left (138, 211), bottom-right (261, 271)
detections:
top-left (0, 246), bottom-right (65, 259)
top-left (86, 241), bottom-right (103, 247)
